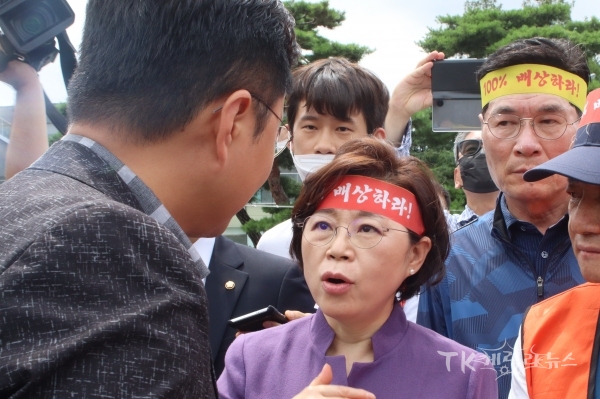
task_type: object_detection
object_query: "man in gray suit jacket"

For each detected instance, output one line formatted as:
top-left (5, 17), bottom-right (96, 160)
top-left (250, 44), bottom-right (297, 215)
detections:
top-left (0, 1), bottom-right (298, 397)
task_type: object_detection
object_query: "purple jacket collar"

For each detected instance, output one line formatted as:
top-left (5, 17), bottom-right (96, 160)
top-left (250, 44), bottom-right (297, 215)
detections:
top-left (309, 302), bottom-right (409, 360)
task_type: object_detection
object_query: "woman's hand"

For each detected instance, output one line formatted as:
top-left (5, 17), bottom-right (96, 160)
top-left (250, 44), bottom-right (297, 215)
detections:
top-left (292, 364), bottom-right (376, 399)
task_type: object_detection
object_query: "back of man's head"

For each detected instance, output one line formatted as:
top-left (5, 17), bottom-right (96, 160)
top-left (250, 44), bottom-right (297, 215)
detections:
top-left (286, 58), bottom-right (389, 135)
top-left (68, 0), bottom-right (298, 142)
top-left (476, 37), bottom-right (589, 115)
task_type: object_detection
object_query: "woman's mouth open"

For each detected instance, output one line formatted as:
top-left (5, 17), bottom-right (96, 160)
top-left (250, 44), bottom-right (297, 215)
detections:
top-left (321, 273), bottom-right (353, 295)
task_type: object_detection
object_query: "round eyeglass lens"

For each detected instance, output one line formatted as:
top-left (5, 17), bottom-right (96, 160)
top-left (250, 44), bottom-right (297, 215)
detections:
top-left (302, 215), bottom-right (385, 249)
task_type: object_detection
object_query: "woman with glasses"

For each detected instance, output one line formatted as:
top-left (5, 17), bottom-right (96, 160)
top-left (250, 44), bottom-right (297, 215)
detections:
top-left (217, 137), bottom-right (497, 399)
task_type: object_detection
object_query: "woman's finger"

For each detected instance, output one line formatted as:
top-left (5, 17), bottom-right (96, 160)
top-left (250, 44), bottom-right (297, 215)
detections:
top-left (285, 310), bottom-right (311, 321)
top-left (309, 364), bottom-right (333, 386)
top-left (297, 385), bottom-right (376, 399)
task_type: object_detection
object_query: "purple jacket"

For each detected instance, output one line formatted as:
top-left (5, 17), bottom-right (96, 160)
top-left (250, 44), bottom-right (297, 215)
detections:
top-left (218, 304), bottom-right (498, 399)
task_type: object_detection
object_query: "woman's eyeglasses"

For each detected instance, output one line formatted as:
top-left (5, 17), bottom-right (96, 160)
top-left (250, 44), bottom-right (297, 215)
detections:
top-left (297, 214), bottom-right (409, 249)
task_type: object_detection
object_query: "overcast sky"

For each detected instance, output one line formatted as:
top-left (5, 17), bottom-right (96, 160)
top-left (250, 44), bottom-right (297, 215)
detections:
top-left (1, 0), bottom-right (599, 106)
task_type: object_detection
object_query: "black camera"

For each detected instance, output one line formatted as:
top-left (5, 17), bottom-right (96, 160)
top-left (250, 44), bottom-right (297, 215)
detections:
top-left (0, 0), bottom-right (74, 71)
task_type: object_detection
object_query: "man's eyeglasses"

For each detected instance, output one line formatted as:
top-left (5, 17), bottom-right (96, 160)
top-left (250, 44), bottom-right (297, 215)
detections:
top-left (483, 114), bottom-right (581, 140)
top-left (213, 93), bottom-right (288, 158)
top-left (456, 139), bottom-right (483, 161)
top-left (249, 94), bottom-right (291, 158)
top-left (275, 126), bottom-right (290, 158)
top-left (297, 214), bottom-right (409, 249)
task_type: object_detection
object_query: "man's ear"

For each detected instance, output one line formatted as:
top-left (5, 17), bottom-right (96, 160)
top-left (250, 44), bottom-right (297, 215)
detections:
top-left (454, 166), bottom-right (463, 189)
top-left (214, 90), bottom-right (253, 166)
top-left (478, 113), bottom-right (484, 126)
top-left (373, 127), bottom-right (386, 140)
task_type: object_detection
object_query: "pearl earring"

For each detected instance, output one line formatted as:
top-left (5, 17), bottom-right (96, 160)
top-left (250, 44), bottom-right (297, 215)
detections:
top-left (409, 269), bottom-right (415, 275)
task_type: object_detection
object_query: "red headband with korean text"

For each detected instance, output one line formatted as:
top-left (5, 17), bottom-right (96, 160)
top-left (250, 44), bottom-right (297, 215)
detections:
top-left (316, 175), bottom-right (425, 236)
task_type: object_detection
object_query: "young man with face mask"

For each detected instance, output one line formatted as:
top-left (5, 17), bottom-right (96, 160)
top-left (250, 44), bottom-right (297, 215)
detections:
top-left (257, 55), bottom-right (444, 322)
top-left (259, 58), bottom-right (388, 260)
top-left (446, 130), bottom-right (499, 231)
top-left (257, 54), bottom-right (445, 259)
top-left (509, 88), bottom-right (600, 399)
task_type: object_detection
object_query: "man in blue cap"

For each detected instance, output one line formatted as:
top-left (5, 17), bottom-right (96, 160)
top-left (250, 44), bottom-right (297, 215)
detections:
top-left (508, 88), bottom-right (600, 399)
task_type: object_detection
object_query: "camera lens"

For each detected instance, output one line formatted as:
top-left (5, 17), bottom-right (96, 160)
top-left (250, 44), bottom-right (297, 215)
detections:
top-left (12, 3), bottom-right (58, 42)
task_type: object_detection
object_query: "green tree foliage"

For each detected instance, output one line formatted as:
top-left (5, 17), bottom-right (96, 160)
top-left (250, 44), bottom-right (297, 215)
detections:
top-left (54, 102), bottom-right (67, 117)
top-left (464, 0), bottom-right (500, 12)
top-left (412, 0), bottom-right (600, 213)
top-left (48, 103), bottom-right (67, 145)
top-left (418, 1), bottom-right (600, 91)
top-left (285, 1), bottom-right (373, 63)
top-left (241, 1), bottom-right (373, 244)
top-left (48, 132), bottom-right (62, 145)
top-left (241, 208), bottom-right (293, 242)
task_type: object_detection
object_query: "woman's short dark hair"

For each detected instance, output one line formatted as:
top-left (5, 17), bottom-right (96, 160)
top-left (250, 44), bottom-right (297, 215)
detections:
top-left (290, 137), bottom-right (449, 301)
top-left (286, 58), bottom-right (389, 135)
top-left (477, 37), bottom-right (589, 116)
top-left (68, 0), bottom-right (298, 142)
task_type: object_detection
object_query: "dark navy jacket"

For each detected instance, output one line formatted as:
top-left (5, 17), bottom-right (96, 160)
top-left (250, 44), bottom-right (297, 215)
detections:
top-left (206, 235), bottom-right (314, 377)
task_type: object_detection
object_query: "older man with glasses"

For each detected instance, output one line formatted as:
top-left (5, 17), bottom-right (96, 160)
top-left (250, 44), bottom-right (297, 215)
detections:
top-left (507, 88), bottom-right (600, 399)
top-left (446, 130), bottom-right (499, 231)
top-left (418, 37), bottom-right (588, 399)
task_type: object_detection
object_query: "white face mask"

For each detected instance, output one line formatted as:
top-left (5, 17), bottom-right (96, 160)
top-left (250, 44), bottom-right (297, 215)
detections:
top-left (290, 143), bottom-right (335, 182)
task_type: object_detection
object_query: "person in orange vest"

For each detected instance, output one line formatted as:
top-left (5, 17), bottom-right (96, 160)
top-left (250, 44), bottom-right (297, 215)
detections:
top-left (508, 88), bottom-right (600, 399)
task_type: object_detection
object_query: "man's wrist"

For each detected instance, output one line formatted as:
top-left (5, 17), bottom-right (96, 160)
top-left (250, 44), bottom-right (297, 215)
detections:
top-left (14, 77), bottom-right (43, 97)
top-left (388, 101), bottom-right (413, 123)
top-left (384, 119), bottom-right (410, 146)
top-left (1, 61), bottom-right (40, 91)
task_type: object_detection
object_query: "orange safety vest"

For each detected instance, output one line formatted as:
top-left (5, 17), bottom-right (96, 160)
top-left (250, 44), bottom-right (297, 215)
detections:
top-left (522, 283), bottom-right (600, 399)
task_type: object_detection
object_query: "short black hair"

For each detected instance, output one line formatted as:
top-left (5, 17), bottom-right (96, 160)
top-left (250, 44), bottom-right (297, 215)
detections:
top-left (477, 37), bottom-right (589, 116)
top-left (287, 58), bottom-right (389, 135)
top-left (68, 0), bottom-right (299, 142)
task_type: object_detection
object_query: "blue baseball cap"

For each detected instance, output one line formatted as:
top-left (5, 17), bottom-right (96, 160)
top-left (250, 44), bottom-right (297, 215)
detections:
top-left (524, 89), bottom-right (600, 185)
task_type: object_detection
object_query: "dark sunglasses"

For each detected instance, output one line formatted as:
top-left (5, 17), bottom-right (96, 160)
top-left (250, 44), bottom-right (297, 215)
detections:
top-left (456, 139), bottom-right (483, 160)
